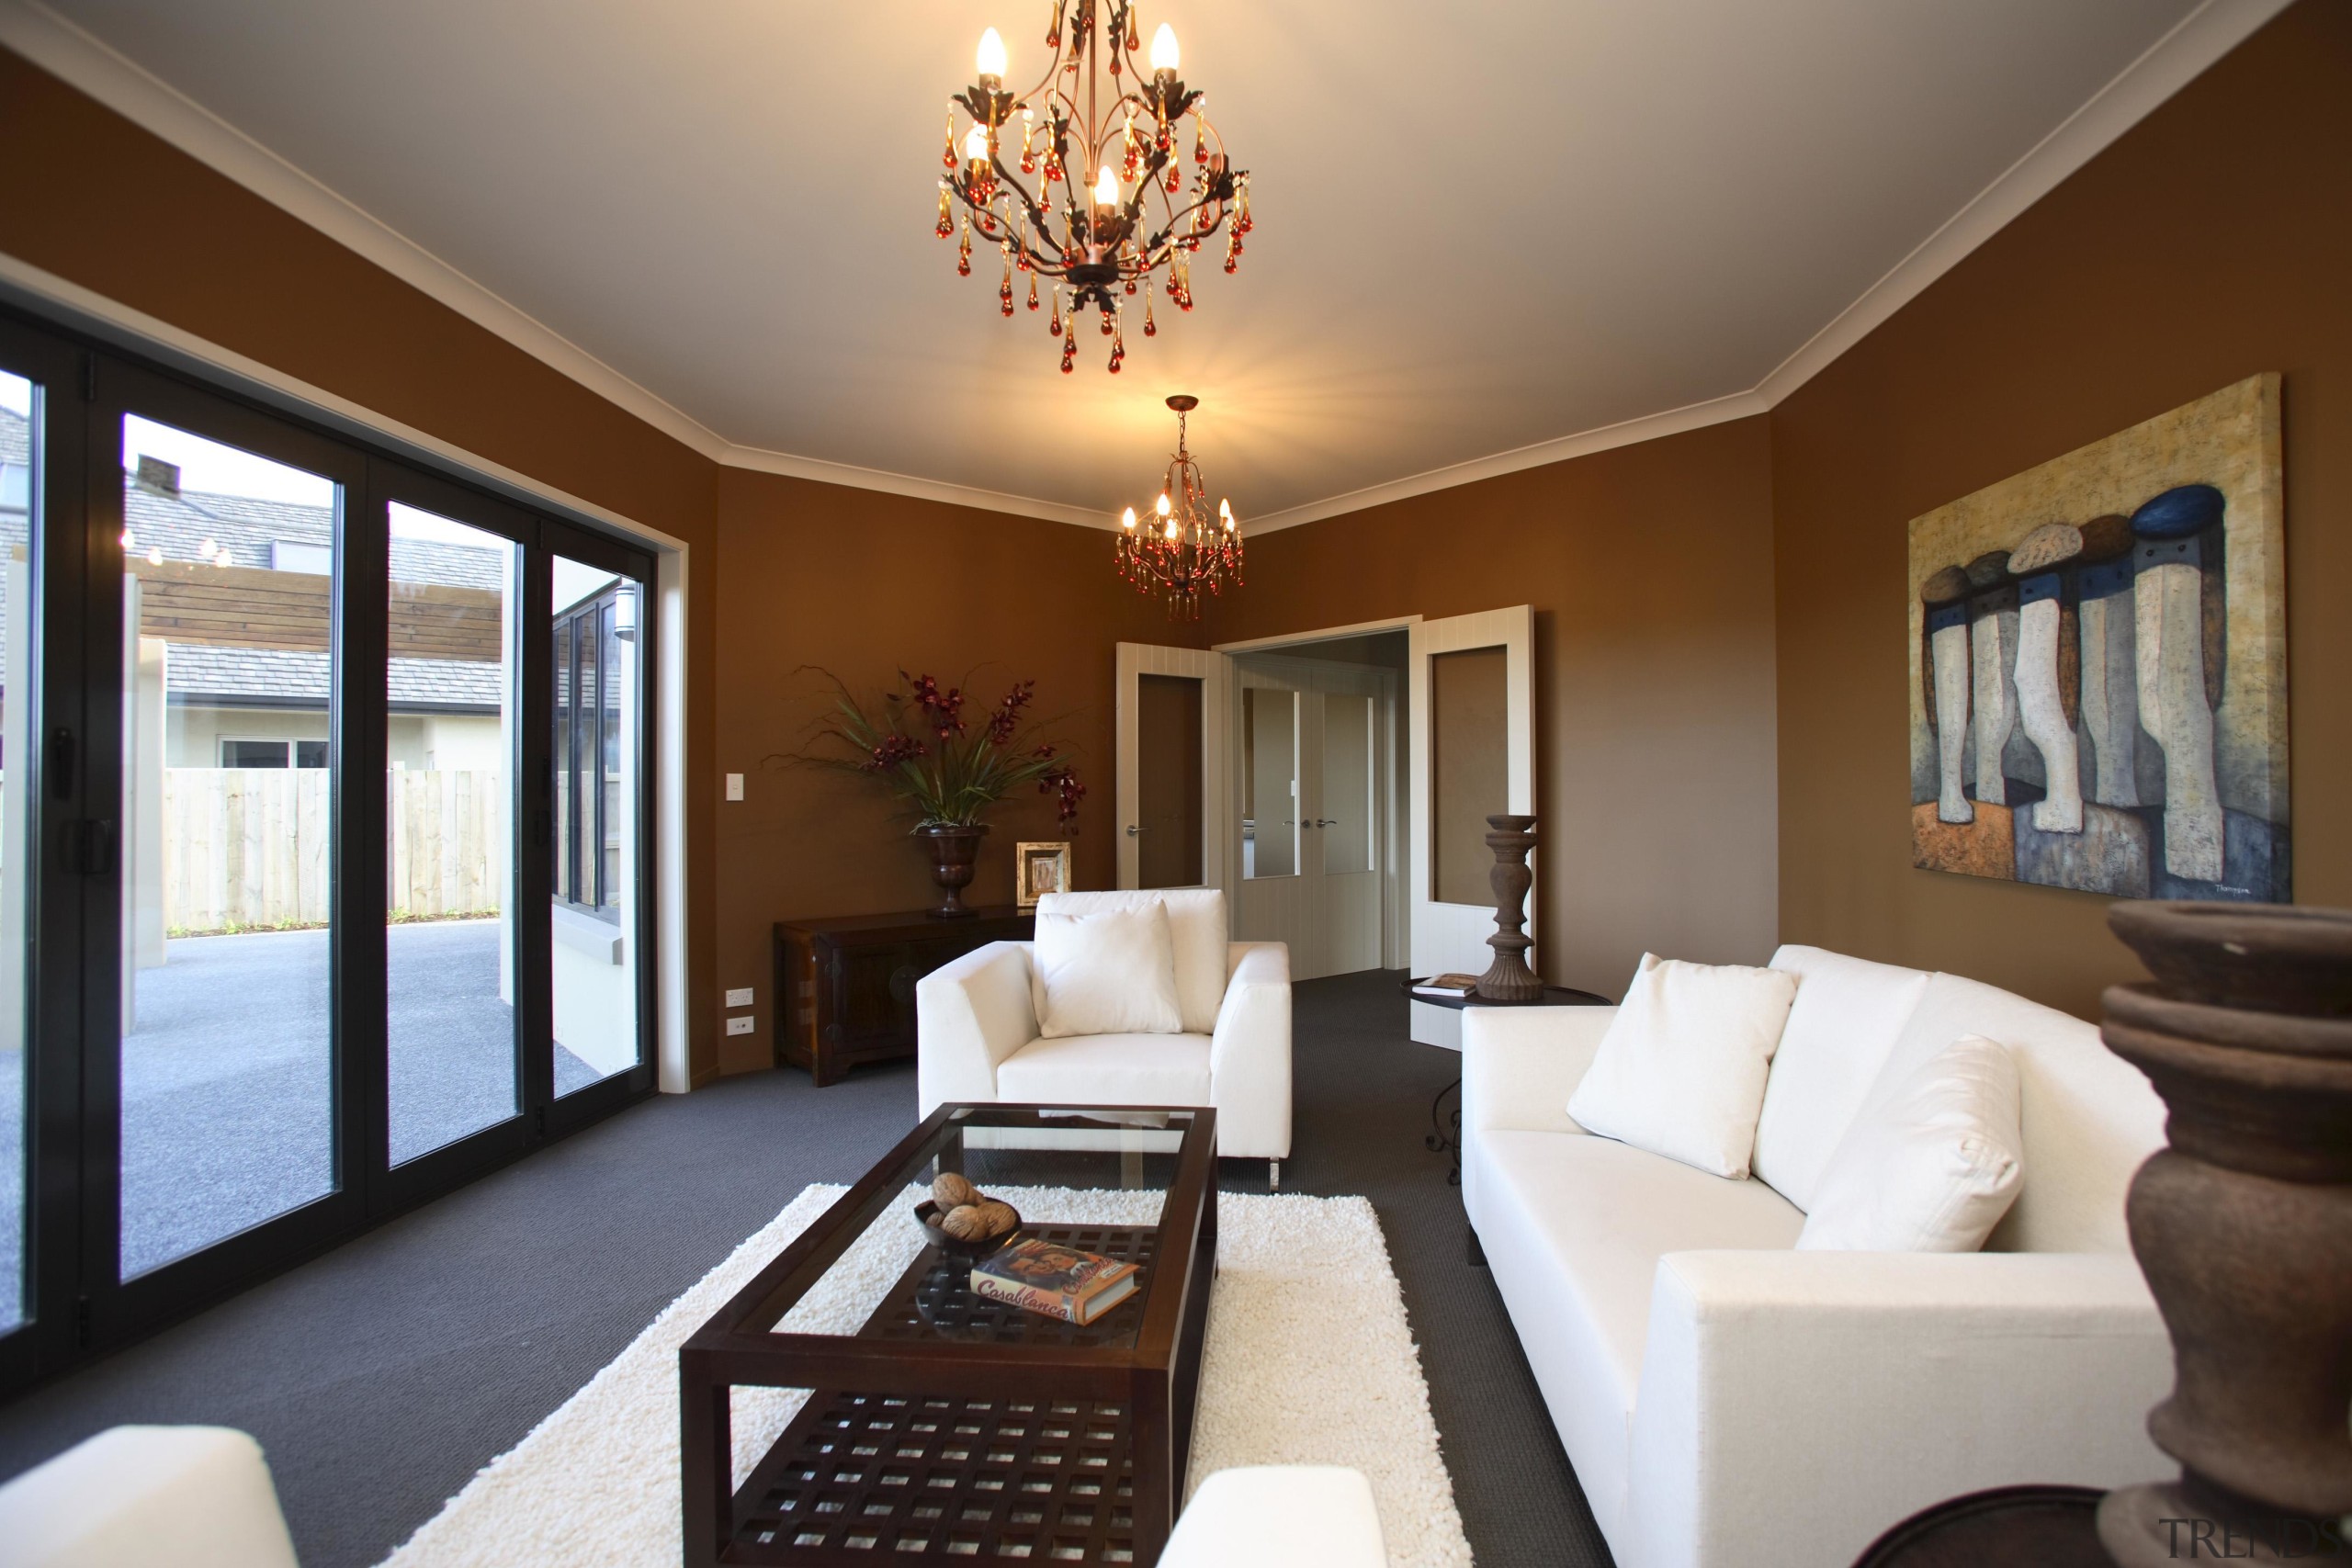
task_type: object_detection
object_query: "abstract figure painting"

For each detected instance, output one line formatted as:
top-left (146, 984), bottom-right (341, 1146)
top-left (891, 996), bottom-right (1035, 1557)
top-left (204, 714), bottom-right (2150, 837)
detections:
top-left (1908, 374), bottom-right (2289, 903)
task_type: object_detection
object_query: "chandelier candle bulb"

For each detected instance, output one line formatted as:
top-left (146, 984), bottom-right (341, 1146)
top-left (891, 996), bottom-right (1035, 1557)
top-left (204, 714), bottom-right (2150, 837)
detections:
top-left (1149, 23), bottom-right (1179, 74)
top-left (975, 26), bottom-right (1008, 89)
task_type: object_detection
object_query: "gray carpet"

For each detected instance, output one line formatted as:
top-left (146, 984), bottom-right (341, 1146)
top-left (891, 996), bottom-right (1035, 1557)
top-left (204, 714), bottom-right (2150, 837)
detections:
top-left (0, 970), bottom-right (1610, 1567)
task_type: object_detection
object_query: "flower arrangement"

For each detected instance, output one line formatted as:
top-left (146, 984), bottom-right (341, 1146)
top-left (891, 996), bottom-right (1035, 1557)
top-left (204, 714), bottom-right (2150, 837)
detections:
top-left (798, 668), bottom-right (1084, 830)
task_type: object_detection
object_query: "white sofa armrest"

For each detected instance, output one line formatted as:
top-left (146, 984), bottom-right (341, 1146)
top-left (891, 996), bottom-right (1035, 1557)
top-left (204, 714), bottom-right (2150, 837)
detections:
top-left (0, 1425), bottom-right (301, 1568)
top-left (1208, 941), bottom-right (1291, 1159)
top-left (1626, 1248), bottom-right (2171, 1568)
top-left (916, 942), bottom-right (1038, 1119)
top-left (1461, 1005), bottom-right (1616, 1136)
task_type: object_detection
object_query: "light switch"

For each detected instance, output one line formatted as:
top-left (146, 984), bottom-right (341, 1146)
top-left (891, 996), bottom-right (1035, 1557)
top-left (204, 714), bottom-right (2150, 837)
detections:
top-left (725, 987), bottom-right (754, 1008)
top-left (726, 1014), bottom-right (756, 1035)
top-left (724, 773), bottom-right (745, 801)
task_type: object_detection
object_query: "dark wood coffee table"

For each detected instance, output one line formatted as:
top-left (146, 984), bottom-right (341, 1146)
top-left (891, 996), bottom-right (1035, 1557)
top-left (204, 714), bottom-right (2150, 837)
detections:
top-left (680, 1103), bottom-right (1218, 1566)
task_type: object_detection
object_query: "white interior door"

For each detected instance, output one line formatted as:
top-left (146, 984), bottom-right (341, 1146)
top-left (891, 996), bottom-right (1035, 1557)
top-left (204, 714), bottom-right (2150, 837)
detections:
top-left (1114, 644), bottom-right (1228, 893)
top-left (1408, 606), bottom-right (1536, 1047)
top-left (1232, 656), bottom-right (1392, 980)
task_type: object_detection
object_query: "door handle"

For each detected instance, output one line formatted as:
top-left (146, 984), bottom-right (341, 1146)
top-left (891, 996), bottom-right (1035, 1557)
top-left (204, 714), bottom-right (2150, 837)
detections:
top-left (1125, 824), bottom-right (1144, 836)
top-left (1315, 818), bottom-right (1340, 828)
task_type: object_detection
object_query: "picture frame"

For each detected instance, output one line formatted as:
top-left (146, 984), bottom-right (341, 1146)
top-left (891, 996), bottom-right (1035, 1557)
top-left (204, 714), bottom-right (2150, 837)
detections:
top-left (1015, 841), bottom-right (1072, 909)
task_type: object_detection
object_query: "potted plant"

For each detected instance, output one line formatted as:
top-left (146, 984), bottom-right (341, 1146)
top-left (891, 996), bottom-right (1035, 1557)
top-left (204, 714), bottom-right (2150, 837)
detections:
top-left (797, 669), bottom-right (1084, 917)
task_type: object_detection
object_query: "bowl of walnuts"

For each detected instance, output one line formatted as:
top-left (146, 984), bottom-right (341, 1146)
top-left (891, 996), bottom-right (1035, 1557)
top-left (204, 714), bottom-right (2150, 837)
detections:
top-left (914, 1172), bottom-right (1023, 1254)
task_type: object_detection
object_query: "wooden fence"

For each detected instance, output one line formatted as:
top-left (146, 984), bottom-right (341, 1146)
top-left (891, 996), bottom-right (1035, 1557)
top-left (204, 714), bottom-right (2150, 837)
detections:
top-left (161, 768), bottom-right (503, 934)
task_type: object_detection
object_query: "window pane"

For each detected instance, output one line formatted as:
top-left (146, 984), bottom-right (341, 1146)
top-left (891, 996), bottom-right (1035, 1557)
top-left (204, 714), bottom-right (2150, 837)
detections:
top-left (0, 369), bottom-right (37, 1330)
top-left (1322, 694), bottom-right (1374, 874)
top-left (1136, 673), bottom-right (1202, 888)
top-left (1242, 686), bottom-right (1297, 879)
top-left (1431, 646), bottom-right (1508, 905)
top-left (387, 504), bottom-right (518, 1165)
top-left (549, 555), bottom-right (639, 1094)
top-left (119, 415), bottom-right (338, 1278)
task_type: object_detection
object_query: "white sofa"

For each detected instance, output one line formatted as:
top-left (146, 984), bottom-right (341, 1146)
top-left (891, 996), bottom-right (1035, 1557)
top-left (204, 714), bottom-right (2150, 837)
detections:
top-left (1462, 944), bottom-right (2175, 1568)
top-left (1162, 1466), bottom-right (1386, 1567)
top-left (916, 889), bottom-right (1292, 1175)
top-left (0, 1426), bottom-right (301, 1567)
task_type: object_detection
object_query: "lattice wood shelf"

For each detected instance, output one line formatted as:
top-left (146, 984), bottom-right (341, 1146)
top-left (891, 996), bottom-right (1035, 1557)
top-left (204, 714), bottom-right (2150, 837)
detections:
top-left (678, 1105), bottom-right (1219, 1568)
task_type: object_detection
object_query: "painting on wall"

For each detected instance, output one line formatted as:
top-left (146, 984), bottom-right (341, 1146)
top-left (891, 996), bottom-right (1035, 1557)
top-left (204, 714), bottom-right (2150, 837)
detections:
top-left (1907, 373), bottom-right (2288, 903)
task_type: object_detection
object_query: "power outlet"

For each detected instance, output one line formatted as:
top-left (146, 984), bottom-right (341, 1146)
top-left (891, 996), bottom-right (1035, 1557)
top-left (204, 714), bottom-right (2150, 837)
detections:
top-left (725, 987), bottom-right (754, 1008)
top-left (725, 1014), bottom-right (756, 1036)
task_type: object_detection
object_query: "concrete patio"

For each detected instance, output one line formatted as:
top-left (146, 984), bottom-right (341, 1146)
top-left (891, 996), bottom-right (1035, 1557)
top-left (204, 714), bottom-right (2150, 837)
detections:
top-left (0, 919), bottom-right (616, 1306)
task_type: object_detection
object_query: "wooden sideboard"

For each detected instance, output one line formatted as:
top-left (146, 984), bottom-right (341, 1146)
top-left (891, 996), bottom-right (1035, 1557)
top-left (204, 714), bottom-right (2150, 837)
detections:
top-left (773, 907), bottom-right (1035, 1087)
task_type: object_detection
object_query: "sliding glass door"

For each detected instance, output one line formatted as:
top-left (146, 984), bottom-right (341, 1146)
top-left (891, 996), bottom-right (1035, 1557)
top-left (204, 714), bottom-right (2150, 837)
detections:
top-left (0, 310), bottom-right (657, 1389)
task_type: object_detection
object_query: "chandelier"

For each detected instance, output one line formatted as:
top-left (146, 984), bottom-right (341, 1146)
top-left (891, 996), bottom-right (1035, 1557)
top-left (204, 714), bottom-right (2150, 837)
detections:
top-left (1116, 395), bottom-right (1240, 616)
top-left (935, 3), bottom-right (1251, 374)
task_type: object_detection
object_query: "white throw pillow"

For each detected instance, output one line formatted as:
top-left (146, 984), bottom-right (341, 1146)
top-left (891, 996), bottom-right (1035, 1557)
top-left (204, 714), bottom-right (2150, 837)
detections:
top-left (1566, 953), bottom-right (1799, 1179)
top-left (1796, 1034), bottom-right (2024, 1253)
top-left (1031, 900), bottom-right (1184, 1039)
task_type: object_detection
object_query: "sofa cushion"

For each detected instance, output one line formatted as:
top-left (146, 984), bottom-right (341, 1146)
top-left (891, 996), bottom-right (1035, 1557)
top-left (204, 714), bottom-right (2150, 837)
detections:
top-left (1038, 889), bottom-right (1229, 1033)
top-left (1032, 901), bottom-right (1184, 1038)
top-left (1797, 1034), bottom-right (2024, 1253)
top-left (1872, 973), bottom-right (2162, 1255)
top-left (1568, 953), bottom-right (1797, 1179)
top-left (1470, 1131), bottom-right (1804, 1543)
top-left (996, 1032), bottom-right (1213, 1108)
top-left (1753, 947), bottom-right (1932, 1211)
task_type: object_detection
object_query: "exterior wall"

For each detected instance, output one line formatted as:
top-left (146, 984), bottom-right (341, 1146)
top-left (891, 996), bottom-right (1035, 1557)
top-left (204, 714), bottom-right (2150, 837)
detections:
top-left (1770, 0), bottom-right (2352, 1018)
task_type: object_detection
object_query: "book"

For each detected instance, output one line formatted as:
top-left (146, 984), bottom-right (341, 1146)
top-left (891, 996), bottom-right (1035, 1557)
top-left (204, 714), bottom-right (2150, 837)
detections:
top-left (1412, 972), bottom-right (1484, 998)
top-left (970, 1237), bottom-right (1142, 1325)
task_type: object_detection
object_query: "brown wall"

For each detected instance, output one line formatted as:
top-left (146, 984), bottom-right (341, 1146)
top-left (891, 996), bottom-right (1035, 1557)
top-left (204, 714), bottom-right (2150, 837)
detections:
top-left (1205, 416), bottom-right (1782, 998)
top-left (710, 469), bottom-right (1206, 1076)
top-left (0, 49), bottom-right (727, 1077)
top-left (1771, 0), bottom-right (2352, 1019)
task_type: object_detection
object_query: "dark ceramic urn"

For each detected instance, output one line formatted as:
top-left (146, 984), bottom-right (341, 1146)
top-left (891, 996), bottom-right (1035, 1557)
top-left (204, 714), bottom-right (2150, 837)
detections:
top-left (2097, 902), bottom-right (2352, 1566)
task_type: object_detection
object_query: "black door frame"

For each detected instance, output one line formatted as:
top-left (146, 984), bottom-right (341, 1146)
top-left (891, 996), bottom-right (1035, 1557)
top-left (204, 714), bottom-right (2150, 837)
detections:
top-left (0, 304), bottom-right (663, 1396)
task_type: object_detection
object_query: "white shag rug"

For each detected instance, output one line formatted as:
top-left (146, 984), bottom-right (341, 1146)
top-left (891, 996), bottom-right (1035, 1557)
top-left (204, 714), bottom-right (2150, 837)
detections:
top-left (380, 1184), bottom-right (1471, 1567)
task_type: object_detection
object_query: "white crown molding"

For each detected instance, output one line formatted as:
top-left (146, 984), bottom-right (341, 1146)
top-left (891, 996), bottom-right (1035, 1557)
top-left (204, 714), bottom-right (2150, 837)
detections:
top-left (1241, 388), bottom-right (1772, 536)
top-left (718, 443), bottom-right (1116, 531)
top-left (1751, 0), bottom-right (2292, 404)
top-left (0, 0), bottom-right (733, 462)
top-left (0, 0), bottom-right (2290, 536)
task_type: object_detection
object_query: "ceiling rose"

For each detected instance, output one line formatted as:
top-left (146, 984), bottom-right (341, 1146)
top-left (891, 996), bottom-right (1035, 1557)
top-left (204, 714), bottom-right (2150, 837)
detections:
top-left (1117, 395), bottom-right (1241, 617)
top-left (936, 3), bottom-right (1252, 374)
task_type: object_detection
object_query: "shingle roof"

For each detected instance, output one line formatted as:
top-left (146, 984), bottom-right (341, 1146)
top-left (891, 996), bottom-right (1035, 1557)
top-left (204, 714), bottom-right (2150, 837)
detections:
top-left (0, 448), bottom-right (510, 705)
top-left (166, 644), bottom-right (503, 712)
top-left (125, 485), bottom-right (508, 590)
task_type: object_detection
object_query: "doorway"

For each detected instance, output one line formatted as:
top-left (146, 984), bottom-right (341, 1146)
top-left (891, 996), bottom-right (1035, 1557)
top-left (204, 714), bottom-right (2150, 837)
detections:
top-left (1229, 634), bottom-right (1406, 980)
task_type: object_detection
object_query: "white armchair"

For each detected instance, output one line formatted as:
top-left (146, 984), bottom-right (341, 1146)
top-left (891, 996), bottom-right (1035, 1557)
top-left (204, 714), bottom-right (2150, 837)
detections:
top-left (916, 890), bottom-right (1292, 1180)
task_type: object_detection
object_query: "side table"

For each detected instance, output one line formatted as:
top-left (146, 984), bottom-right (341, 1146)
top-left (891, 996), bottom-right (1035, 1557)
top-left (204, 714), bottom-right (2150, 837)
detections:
top-left (775, 907), bottom-right (1035, 1086)
top-left (1407, 978), bottom-right (1609, 1187)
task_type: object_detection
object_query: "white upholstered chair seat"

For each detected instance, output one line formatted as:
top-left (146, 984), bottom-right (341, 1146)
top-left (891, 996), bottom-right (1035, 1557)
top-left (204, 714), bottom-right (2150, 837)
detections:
top-left (995, 1032), bottom-right (1213, 1107)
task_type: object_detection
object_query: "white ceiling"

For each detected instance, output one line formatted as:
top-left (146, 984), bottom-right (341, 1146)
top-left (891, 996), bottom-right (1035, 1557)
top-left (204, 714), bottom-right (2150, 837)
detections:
top-left (2, 0), bottom-right (2282, 530)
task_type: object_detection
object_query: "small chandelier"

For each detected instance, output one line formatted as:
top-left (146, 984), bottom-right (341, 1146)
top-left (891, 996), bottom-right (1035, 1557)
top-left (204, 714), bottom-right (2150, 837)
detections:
top-left (936, 4), bottom-right (1252, 374)
top-left (1117, 395), bottom-right (1240, 617)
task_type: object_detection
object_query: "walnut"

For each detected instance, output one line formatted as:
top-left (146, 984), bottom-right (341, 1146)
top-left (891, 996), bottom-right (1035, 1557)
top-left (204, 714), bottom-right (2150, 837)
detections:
top-left (973, 1199), bottom-right (1018, 1237)
top-left (939, 1203), bottom-right (991, 1242)
top-left (933, 1172), bottom-right (979, 1210)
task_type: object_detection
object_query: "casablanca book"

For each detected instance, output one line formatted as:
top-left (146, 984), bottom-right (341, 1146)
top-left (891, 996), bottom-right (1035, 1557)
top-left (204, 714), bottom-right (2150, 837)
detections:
top-left (970, 1237), bottom-right (1142, 1325)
